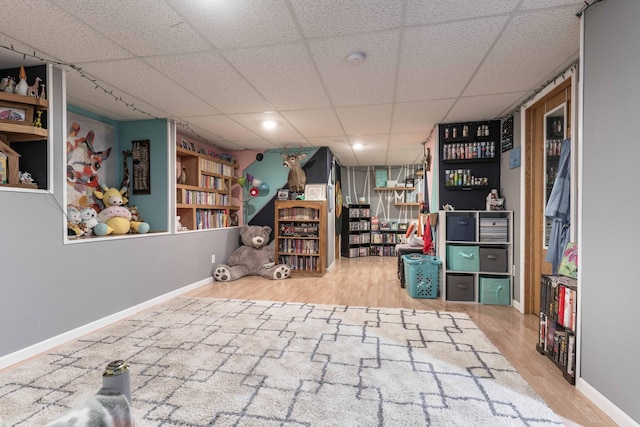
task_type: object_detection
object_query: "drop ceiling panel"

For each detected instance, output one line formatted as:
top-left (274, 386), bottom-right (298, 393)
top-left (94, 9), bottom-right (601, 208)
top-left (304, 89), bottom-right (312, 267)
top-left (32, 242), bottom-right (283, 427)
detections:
top-left (290, 0), bottom-right (403, 38)
top-left (0, 2), bottom-right (132, 63)
top-left (391, 100), bottom-right (455, 133)
top-left (405, 0), bottom-right (520, 25)
top-left (229, 112), bottom-right (304, 140)
top-left (306, 136), bottom-right (350, 149)
top-left (145, 52), bottom-right (270, 114)
top-left (309, 30), bottom-right (400, 106)
top-left (388, 132), bottom-right (430, 149)
top-left (386, 149), bottom-right (424, 166)
top-left (280, 109), bottom-right (344, 138)
top-left (169, 0), bottom-right (300, 49)
top-left (521, 0), bottom-right (585, 11)
top-left (395, 16), bottom-right (508, 102)
top-left (180, 115), bottom-right (262, 141)
top-left (224, 43), bottom-right (331, 110)
top-left (53, 0), bottom-right (210, 56)
top-left (464, 8), bottom-right (580, 96)
top-left (352, 150), bottom-right (390, 166)
top-left (333, 151), bottom-right (357, 166)
top-left (445, 92), bottom-right (526, 123)
top-left (335, 104), bottom-right (393, 135)
top-left (348, 134), bottom-right (388, 150)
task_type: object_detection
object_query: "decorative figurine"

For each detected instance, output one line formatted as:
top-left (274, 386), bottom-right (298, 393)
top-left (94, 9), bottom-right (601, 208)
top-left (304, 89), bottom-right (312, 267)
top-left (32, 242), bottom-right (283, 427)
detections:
top-left (27, 77), bottom-right (41, 97)
top-left (15, 66), bottom-right (28, 96)
top-left (39, 83), bottom-right (46, 99)
top-left (33, 110), bottom-right (43, 128)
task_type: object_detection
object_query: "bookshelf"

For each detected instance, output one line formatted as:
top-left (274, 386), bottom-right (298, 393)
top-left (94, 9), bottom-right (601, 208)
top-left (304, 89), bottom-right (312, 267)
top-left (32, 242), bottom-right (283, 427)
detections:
top-left (274, 200), bottom-right (326, 276)
top-left (536, 274), bottom-right (577, 384)
top-left (341, 204), bottom-right (371, 258)
top-left (176, 147), bottom-right (238, 231)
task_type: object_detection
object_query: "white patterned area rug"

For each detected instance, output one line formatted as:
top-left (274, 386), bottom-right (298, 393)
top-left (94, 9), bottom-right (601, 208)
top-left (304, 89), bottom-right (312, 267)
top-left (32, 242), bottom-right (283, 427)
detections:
top-left (0, 298), bottom-right (563, 426)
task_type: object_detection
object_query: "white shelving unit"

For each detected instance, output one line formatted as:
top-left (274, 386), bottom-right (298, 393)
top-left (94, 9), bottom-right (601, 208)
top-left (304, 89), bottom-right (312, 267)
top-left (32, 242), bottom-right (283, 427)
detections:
top-left (438, 210), bottom-right (514, 304)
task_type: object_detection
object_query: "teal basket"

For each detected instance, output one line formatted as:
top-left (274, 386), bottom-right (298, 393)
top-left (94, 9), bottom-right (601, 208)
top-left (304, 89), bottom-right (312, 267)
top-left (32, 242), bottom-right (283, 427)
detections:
top-left (402, 254), bottom-right (441, 299)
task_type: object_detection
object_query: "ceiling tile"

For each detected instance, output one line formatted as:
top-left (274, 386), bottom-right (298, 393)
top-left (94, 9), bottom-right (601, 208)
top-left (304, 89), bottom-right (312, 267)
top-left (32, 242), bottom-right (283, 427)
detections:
top-left (309, 30), bottom-right (400, 106)
top-left (290, 0), bottom-right (403, 38)
top-left (54, 0), bottom-right (210, 56)
top-left (180, 115), bottom-right (262, 141)
top-left (396, 16), bottom-right (508, 101)
top-left (444, 92), bottom-right (526, 122)
top-left (145, 52), bottom-right (271, 114)
top-left (0, 1), bottom-right (132, 63)
top-left (405, 0), bottom-right (520, 25)
top-left (224, 43), bottom-right (331, 110)
top-left (281, 109), bottom-right (344, 137)
top-left (352, 150), bottom-right (389, 166)
top-left (386, 149), bottom-right (424, 166)
top-left (348, 134), bottom-right (388, 151)
top-left (77, 59), bottom-right (218, 117)
top-left (464, 8), bottom-right (580, 96)
top-left (388, 132), bottom-right (430, 149)
top-left (168, 0), bottom-right (300, 49)
top-left (229, 112), bottom-right (304, 139)
top-left (391, 100), bottom-right (456, 133)
top-left (520, 0), bottom-right (585, 11)
top-left (335, 104), bottom-right (393, 135)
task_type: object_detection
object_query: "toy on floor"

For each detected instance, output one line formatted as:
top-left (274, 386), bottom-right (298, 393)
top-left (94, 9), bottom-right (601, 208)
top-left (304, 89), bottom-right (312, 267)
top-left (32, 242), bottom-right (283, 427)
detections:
top-left (213, 225), bottom-right (291, 281)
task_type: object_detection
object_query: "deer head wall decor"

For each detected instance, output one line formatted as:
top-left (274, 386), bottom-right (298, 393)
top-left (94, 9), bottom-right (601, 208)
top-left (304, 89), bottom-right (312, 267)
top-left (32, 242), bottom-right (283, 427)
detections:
top-left (281, 150), bottom-right (307, 193)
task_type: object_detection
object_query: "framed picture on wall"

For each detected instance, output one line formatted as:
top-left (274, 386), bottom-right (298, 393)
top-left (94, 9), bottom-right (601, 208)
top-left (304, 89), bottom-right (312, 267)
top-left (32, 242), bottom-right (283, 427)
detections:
top-left (305, 184), bottom-right (326, 200)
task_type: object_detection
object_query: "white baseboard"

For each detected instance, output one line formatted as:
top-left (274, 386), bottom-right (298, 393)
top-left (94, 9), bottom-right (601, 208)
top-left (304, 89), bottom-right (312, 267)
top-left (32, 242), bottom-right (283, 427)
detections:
top-left (0, 278), bottom-right (212, 371)
top-left (576, 378), bottom-right (639, 427)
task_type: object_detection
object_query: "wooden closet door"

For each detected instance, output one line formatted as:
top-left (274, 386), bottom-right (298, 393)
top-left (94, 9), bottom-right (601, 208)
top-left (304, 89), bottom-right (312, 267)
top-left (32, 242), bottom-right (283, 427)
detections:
top-left (524, 78), bottom-right (572, 314)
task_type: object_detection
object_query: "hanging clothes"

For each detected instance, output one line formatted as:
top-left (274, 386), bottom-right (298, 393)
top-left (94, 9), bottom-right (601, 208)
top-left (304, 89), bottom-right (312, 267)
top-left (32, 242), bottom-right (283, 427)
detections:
top-left (545, 138), bottom-right (571, 274)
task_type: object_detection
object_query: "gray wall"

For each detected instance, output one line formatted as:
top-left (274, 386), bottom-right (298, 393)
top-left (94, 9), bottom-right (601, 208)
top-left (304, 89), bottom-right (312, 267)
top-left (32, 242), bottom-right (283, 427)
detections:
top-left (0, 67), bottom-right (240, 359)
top-left (582, 1), bottom-right (639, 423)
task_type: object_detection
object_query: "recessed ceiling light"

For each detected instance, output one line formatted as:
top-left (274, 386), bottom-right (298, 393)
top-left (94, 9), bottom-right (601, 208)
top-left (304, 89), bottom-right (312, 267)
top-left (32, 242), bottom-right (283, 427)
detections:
top-left (262, 120), bottom-right (277, 130)
top-left (353, 143), bottom-right (363, 150)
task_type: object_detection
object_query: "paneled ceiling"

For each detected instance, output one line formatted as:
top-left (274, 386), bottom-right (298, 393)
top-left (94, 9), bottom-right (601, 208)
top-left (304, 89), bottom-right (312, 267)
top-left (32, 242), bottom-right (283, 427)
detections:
top-left (0, 0), bottom-right (582, 166)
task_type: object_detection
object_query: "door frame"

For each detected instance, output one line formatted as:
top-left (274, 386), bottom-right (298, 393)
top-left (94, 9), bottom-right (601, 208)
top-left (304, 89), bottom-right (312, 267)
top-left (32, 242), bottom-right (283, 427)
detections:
top-left (522, 73), bottom-right (577, 314)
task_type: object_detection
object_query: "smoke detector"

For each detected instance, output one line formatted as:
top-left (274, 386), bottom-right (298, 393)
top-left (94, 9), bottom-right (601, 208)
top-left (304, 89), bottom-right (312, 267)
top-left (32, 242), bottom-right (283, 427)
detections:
top-left (346, 51), bottom-right (366, 65)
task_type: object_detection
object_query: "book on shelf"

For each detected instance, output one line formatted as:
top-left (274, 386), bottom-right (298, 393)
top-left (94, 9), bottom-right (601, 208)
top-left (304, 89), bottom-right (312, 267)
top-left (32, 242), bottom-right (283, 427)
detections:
top-left (371, 217), bottom-right (380, 231)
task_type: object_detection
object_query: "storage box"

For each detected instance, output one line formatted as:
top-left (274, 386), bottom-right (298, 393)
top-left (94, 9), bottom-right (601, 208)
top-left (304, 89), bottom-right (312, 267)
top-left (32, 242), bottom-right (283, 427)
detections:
top-left (446, 245), bottom-right (479, 272)
top-left (446, 215), bottom-right (476, 241)
top-left (479, 247), bottom-right (508, 272)
top-left (446, 274), bottom-right (474, 301)
top-left (479, 218), bottom-right (508, 242)
top-left (402, 254), bottom-right (441, 298)
top-left (479, 277), bottom-right (511, 305)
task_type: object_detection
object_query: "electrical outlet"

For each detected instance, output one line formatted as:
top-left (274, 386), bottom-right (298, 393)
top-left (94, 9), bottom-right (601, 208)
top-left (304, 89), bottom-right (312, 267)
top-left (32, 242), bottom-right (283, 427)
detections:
top-left (211, 254), bottom-right (216, 263)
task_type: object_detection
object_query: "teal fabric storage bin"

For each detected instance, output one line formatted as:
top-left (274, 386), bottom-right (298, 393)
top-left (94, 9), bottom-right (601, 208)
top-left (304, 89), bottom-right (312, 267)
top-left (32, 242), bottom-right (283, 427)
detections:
top-left (479, 277), bottom-right (510, 305)
top-left (446, 245), bottom-right (479, 271)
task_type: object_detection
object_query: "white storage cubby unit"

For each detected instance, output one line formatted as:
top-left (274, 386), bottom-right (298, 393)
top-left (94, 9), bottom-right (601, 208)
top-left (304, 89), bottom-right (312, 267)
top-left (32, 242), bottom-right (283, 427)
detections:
top-left (437, 210), bottom-right (514, 304)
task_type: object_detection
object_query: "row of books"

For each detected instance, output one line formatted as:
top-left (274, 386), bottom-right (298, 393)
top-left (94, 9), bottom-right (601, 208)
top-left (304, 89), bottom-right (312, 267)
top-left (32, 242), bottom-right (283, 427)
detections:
top-left (278, 255), bottom-right (319, 271)
top-left (279, 223), bottom-right (318, 237)
top-left (184, 190), bottom-right (229, 206)
top-left (349, 233), bottom-right (370, 244)
top-left (278, 239), bottom-right (319, 254)
top-left (278, 208), bottom-right (320, 221)
top-left (349, 220), bottom-right (370, 231)
top-left (371, 217), bottom-right (410, 231)
top-left (539, 313), bottom-right (576, 376)
top-left (348, 208), bottom-right (370, 218)
top-left (371, 233), bottom-right (408, 245)
top-left (199, 158), bottom-right (233, 176)
top-left (195, 209), bottom-right (228, 229)
top-left (369, 246), bottom-right (397, 256)
top-left (346, 247), bottom-right (370, 257)
top-left (200, 175), bottom-right (226, 191)
top-left (541, 275), bottom-right (577, 331)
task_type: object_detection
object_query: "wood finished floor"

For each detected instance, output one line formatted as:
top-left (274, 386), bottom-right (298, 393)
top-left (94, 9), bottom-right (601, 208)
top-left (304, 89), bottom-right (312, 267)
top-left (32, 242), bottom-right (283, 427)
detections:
top-left (187, 256), bottom-right (616, 427)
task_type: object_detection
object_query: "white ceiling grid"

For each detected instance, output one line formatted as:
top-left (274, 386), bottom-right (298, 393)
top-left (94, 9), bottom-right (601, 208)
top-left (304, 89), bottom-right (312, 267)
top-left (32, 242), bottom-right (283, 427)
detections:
top-left (0, 0), bottom-right (583, 166)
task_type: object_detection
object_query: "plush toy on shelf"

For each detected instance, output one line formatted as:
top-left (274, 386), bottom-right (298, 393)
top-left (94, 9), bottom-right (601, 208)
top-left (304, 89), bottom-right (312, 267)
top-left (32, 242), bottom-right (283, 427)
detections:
top-left (80, 206), bottom-right (99, 235)
top-left (213, 225), bottom-right (291, 282)
top-left (93, 185), bottom-right (150, 236)
top-left (67, 206), bottom-right (84, 238)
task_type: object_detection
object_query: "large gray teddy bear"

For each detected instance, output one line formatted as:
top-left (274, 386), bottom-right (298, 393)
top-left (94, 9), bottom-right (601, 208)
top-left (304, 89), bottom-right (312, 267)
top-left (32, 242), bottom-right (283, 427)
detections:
top-left (213, 225), bottom-right (291, 281)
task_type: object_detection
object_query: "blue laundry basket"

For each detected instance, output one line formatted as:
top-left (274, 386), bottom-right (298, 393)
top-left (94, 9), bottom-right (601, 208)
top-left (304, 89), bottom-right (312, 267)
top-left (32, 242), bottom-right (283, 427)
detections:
top-left (402, 254), bottom-right (441, 299)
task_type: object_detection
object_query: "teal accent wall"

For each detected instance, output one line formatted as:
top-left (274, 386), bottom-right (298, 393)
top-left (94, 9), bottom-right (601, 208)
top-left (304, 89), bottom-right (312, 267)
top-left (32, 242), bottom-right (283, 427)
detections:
top-left (118, 120), bottom-right (169, 231)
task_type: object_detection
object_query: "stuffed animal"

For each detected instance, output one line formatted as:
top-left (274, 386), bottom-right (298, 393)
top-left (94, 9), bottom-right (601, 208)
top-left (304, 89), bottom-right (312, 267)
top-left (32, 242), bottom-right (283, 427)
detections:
top-left (67, 205), bottom-right (84, 237)
top-left (213, 225), bottom-right (291, 281)
top-left (93, 185), bottom-right (150, 236)
top-left (80, 206), bottom-right (99, 235)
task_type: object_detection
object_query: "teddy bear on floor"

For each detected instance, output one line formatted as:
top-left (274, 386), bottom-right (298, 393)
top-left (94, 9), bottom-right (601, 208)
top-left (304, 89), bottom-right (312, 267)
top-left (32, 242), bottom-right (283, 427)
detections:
top-left (213, 225), bottom-right (291, 281)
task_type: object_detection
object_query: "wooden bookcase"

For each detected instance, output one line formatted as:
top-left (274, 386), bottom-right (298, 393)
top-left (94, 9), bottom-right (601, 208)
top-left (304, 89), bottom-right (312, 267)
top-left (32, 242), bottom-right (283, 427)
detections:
top-left (176, 146), bottom-right (238, 231)
top-left (274, 200), bottom-right (326, 276)
top-left (536, 274), bottom-right (577, 384)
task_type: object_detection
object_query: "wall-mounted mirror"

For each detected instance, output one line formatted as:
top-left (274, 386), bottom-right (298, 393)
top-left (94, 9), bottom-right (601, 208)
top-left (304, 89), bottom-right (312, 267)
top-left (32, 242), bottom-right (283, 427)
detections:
top-left (543, 103), bottom-right (566, 248)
